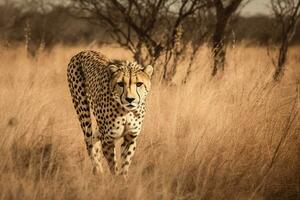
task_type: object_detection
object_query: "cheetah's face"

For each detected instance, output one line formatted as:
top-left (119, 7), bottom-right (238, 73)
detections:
top-left (109, 64), bottom-right (153, 111)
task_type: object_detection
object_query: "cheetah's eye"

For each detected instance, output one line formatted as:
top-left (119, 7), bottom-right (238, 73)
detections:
top-left (117, 82), bottom-right (124, 87)
top-left (136, 82), bottom-right (143, 87)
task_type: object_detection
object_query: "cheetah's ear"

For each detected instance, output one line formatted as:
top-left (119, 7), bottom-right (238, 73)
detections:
top-left (143, 65), bottom-right (153, 78)
top-left (108, 65), bottom-right (119, 74)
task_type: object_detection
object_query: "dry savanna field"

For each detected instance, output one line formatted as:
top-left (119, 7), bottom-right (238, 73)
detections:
top-left (0, 44), bottom-right (299, 200)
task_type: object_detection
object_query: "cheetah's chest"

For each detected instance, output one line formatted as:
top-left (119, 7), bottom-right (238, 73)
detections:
top-left (108, 112), bottom-right (143, 139)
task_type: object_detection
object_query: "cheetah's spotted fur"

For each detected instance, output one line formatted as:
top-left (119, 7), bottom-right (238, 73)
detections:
top-left (67, 50), bottom-right (153, 177)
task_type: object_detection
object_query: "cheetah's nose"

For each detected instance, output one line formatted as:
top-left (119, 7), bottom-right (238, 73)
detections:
top-left (125, 97), bottom-right (135, 103)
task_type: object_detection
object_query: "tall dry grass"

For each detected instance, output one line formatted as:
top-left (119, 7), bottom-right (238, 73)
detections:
top-left (0, 44), bottom-right (299, 200)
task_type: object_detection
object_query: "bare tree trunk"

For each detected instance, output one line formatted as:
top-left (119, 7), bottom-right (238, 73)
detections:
top-left (133, 40), bottom-right (143, 64)
top-left (211, 0), bottom-right (243, 76)
top-left (212, 16), bottom-right (227, 76)
top-left (270, 0), bottom-right (300, 81)
top-left (273, 36), bottom-right (288, 81)
top-left (271, 0), bottom-right (300, 81)
top-left (183, 44), bottom-right (201, 83)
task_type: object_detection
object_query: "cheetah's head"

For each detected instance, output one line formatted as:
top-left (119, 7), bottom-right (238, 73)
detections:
top-left (109, 61), bottom-right (153, 111)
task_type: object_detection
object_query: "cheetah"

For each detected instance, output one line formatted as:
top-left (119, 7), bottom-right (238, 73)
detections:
top-left (67, 50), bottom-right (153, 177)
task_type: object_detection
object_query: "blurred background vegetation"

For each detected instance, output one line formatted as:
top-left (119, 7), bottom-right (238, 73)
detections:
top-left (1, 0), bottom-right (299, 52)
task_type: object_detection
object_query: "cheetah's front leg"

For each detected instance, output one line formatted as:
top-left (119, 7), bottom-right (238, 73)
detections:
top-left (120, 134), bottom-right (138, 177)
top-left (90, 128), bottom-right (103, 174)
top-left (101, 139), bottom-right (117, 175)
